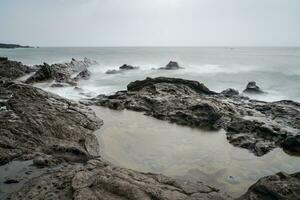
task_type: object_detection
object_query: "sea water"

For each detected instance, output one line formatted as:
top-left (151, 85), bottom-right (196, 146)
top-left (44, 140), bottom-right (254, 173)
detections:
top-left (1, 47), bottom-right (300, 101)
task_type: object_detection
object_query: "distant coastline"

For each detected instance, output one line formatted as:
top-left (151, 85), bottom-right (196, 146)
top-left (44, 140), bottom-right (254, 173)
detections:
top-left (0, 43), bottom-right (34, 49)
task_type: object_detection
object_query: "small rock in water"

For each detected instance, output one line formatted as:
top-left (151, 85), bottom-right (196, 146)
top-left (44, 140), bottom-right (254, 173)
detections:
top-left (243, 81), bottom-right (264, 94)
top-left (159, 61), bottom-right (182, 70)
top-left (105, 64), bottom-right (139, 74)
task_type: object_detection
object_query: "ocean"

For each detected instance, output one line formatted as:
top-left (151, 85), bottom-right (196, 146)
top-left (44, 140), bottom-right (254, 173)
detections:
top-left (1, 47), bottom-right (300, 101)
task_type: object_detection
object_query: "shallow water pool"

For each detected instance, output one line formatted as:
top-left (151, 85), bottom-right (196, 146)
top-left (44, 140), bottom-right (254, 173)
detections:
top-left (92, 106), bottom-right (300, 197)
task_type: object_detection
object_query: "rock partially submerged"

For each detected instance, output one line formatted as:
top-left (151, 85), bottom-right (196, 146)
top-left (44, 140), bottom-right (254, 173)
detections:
top-left (73, 68), bottom-right (91, 81)
top-left (89, 77), bottom-right (300, 156)
top-left (25, 58), bottom-right (96, 86)
top-left (159, 61), bottom-right (182, 70)
top-left (243, 81), bottom-right (264, 94)
top-left (221, 88), bottom-right (239, 97)
top-left (105, 64), bottom-right (139, 74)
top-left (0, 57), bottom-right (36, 79)
top-left (238, 172), bottom-right (300, 200)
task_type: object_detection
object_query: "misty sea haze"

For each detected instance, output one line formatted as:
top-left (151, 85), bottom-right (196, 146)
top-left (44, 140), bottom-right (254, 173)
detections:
top-left (1, 46), bottom-right (300, 102)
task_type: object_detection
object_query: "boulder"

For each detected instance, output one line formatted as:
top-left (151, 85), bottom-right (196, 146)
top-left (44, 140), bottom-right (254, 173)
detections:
top-left (221, 88), bottom-right (239, 97)
top-left (237, 172), bottom-right (300, 200)
top-left (159, 61), bottom-right (182, 70)
top-left (243, 81), bottom-right (264, 94)
top-left (73, 69), bottom-right (91, 81)
top-left (105, 64), bottom-right (139, 74)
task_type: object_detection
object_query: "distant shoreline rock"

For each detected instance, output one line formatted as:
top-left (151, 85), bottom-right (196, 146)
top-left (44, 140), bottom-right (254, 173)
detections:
top-left (0, 43), bottom-right (34, 49)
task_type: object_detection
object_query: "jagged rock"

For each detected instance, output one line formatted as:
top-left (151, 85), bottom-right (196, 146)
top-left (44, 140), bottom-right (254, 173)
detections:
top-left (159, 61), bottom-right (182, 70)
top-left (0, 80), bottom-right (102, 165)
top-left (90, 77), bottom-right (300, 156)
top-left (25, 58), bottom-right (96, 85)
top-left (243, 81), bottom-right (264, 94)
top-left (221, 88), bottom-right (239, 97)
top-left (0, 57), bottom-right (35, 79)
top-left (105, 64), bottom-right (139, 74)
top-left (73, 69), bottom-right (91, 81)
top-left (237, 172), bottom-right (300, 200)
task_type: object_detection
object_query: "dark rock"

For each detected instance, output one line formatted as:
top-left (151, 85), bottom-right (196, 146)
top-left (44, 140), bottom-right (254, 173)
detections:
top-left (90, 77), bottom-right (300, 156)
top-left (4, 178), bottom-right (19, 184)
top-left (0, 57), bottom-right (35, 79)
top-left (238, 172), bottom-right (300, 200)
top-left (119, 64), bottom-right (138, 70)
top-left (73, 69), bottom-right (91, 81)
top-left (282, 135), bottom-right (300, 155)
top-left (0, 80), bottom-right (103, 165)
top-left (25, 58), bottom-right (96, 85)
top-left (221, 88), bottom-right (239, 97)
top-left (243, 81), bottom-right (264, 94)
top-left (127, 77), bottom-right (217, 95)
top-left (159, 61), bottom-right (182, 70)
top-left (105, 64), bottom-right (139, 74)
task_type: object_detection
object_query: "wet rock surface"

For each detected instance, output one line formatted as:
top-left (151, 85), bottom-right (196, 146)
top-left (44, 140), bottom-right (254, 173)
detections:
top-left (106, 64), bottom-right (139, 74)
top-left (237, 172), bottom-right (300, 200)
top-left (89, 77), bottom-right (300, 156)
top-left (0, 57), bottom-right (36, 79)
top-left (9, 158), bottom-right (232, 200)
top-left (25, 58), bottom-right (96, 86)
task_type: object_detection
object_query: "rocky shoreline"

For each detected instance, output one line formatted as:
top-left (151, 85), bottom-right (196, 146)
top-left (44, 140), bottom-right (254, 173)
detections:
top-left (0, 58), bottom-right (300, 199)
top-left (88, 77), bottom-right (300, 157)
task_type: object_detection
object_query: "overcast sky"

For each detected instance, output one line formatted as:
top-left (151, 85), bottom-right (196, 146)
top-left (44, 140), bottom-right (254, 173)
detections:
top-left (0, 0), bottom-right (299, 46)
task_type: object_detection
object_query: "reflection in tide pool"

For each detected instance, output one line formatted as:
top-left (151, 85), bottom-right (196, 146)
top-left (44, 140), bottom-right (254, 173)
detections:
top-left (92, 106), bottom-right (300, 197)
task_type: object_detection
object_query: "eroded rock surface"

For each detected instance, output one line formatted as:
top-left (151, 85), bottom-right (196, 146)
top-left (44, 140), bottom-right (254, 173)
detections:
top-left (0, 57), bottom-right (35, 79)
top-left (237, 172), bottom-right (300, 200)
top-left (89, 77), bottom-right (300, 156)
top-left (0, 80), bottom-right (102, 165)
top-left (9, 158), bottom-right (232, 200)
top-left (25, 58), bottom-right (96, 86)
